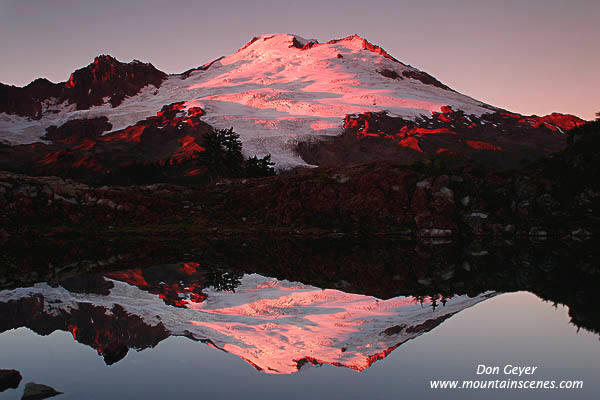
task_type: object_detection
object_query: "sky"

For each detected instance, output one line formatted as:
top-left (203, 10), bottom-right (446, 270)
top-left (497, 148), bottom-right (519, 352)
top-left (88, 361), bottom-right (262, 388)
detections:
top-left (0, 0), bottom-right (598, 120)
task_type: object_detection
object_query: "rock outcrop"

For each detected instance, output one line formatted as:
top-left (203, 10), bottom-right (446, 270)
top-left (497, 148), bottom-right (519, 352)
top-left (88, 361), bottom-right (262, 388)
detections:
top-left (0, 55), bottom-right (166, 119)
top-left (0, 369), bottom-right (22, 392)
top-left (0, 103), bottom-right (211, 184)
top-left (298, 107), bottom-right (586, 168)
top-left (21, 382), bottom-right (62, 400)
top-left (0, 296), bottom-right (169, 365)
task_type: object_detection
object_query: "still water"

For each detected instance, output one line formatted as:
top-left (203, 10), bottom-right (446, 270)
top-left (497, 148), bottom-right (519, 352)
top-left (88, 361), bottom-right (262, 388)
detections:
top-left (0, 263), bottom-right (598, 399)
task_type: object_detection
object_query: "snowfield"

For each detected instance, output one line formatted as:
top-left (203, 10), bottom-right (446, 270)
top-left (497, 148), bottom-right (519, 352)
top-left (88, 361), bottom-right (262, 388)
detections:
top-left (0, 273), bottom-right (492, 374)
top-left (0, 33), bottom-right (492, 168)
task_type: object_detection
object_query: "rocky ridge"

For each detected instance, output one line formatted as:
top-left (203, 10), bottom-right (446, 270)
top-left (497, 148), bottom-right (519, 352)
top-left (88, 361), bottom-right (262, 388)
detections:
top-left (0, 55), bottom-right (166, 119)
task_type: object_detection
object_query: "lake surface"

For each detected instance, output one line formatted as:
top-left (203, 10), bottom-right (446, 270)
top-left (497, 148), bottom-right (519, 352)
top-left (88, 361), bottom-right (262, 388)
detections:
top-left (1, 257), bottom-right (599, 399)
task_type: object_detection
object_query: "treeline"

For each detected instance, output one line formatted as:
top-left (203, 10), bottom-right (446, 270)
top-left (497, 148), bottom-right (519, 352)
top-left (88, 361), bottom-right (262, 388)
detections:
top-left (101, 128), bottom-right (275, 185)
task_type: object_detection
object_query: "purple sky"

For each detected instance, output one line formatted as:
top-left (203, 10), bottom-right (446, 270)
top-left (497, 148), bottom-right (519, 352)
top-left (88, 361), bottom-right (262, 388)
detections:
top-left (1, 0), bottom-right (598, 120)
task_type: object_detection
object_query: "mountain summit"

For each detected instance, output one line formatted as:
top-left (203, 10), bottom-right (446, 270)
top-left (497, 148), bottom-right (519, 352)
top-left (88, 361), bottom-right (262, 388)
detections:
top-left (0, 33), bottom-right (585, 170)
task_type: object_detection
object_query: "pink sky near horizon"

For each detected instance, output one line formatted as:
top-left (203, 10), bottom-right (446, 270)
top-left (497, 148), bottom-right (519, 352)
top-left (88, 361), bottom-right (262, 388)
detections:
top-left (1, 0), bottom-right (598, 120)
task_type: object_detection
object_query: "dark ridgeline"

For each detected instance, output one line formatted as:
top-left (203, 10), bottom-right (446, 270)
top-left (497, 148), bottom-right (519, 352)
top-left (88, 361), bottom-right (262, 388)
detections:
top-left (0, 55), bottom-right (166, 119)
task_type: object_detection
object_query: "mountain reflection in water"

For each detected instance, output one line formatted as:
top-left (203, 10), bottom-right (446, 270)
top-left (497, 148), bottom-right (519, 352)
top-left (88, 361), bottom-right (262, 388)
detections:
top-left (0, 263), bottom-right (492, 374)
top-left (1, 237), bottom-right (599, 393)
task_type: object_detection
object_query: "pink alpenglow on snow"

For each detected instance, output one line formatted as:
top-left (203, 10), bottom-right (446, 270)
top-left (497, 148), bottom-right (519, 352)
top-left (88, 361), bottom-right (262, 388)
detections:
top-left (0, 274), bottom-right (492, 374)
top-left (0, 34), bottom-right (490, 168)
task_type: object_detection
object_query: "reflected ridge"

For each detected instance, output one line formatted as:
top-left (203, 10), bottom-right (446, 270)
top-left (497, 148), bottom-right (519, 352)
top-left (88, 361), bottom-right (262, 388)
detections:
top-left (0, 265), bottom-right (490, 373)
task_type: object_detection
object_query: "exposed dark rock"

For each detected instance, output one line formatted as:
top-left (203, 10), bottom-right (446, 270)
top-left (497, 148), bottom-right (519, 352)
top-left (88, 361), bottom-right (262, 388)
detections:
top-left (402, 70), bottom-right (452, 90)
top-left (21, 382), bottom-right (62, 400)
top-left (0, 103), bottom-right (212, 184)
top-left (325, 35), bottom-right (404, 64)
top-left (65, 55), bottom-right (166, 109)
top-left (0, 105), bottom-right (272, 186)
top-left (0, 297), bottom-right (169, 366)
top-left (298, 107), bottom-right (585, 169)
top-left (0, 369), bottom-right (22, 392)
top-left (289, 36), bottom-right (318, 50)
top-left (378, 69), bottom-right (402, 79)
top-left (381, 325), bottom-right (406, 336)
top-left (105, 263), bottom-right (211, 308)
top-left (180, 56), bottom-right (225, 79)
top-left (236, 36), bottom-right (260, 52)
top-left (283, 34), bottom-right (404, 64)
top-left (406, 314), bottom-right (455, 333)
top-left (59, 274), bottom-right (114, 296)
top-left (43, 117), bottom-right (112, 142)
top-left (0, 55), bottom-right (167, 118)
top-left (0, 79), bottom-right (62, 119)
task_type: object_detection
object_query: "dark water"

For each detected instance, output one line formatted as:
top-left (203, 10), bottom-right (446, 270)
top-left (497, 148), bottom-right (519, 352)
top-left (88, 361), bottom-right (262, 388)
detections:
top-left (1, 239), bottom-right (599, 399)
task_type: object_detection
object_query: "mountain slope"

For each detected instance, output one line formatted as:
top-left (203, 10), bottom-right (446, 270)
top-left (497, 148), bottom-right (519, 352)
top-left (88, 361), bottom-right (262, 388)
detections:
top-left (0, 55), bottom-right (166, 119)
top-left (0, 33), bottom-right (586, 170)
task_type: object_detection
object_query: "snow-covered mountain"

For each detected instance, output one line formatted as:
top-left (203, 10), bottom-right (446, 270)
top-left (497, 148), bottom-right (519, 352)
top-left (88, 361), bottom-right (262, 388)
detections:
top-left (0, 269), bottom-right (492, 374)
top-left (1, 33), bottom-right (584, 170)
